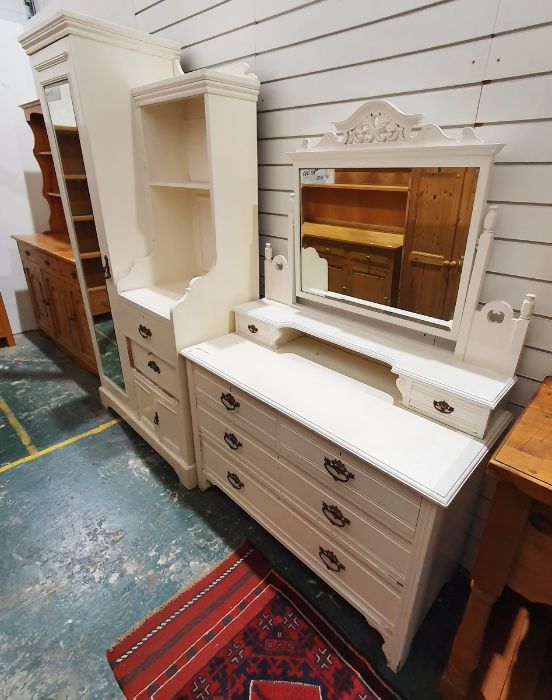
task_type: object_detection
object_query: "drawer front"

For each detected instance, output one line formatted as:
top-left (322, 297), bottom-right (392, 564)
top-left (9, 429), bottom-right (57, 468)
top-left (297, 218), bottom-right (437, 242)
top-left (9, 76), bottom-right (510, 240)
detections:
top-left (408, 383), bottom-right (489, 437)
top-left (130, 339), bottom-right (177, 397)
top-left (134, 372), bottom-right (183, 455)
top-left (198, 404), bottom-right (276, 472)
top-left (89, 286), bottom-right (110, 316)
top-left (38, 252), bottom-right (59, 275)
top-left (119, 298), bottom-right (175, 364)
top-left (58, 261), bottom-right (79, 286)
top-left (18, 243), bottom-right (41, 266)
top-left (193, 366), bottom-right (277, 446)
top-left (201, 439), bottom-right (400, 632)
top-left (349, 249), bottom-right (393, 270)
top-left (278, 421), bottom-right (420, 539)
top-left (235, 315), bottom-right (303, 349)
top-left (197, 404), bottom-right (409, 582)
top-left (277, 455), bottom-right (410, 581)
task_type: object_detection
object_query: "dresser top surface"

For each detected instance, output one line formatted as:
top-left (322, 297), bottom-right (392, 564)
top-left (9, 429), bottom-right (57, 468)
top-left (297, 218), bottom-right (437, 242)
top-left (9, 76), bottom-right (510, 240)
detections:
top-left (491, 377), bottom-right (552, 498)
top-left (234, 299), bottom-right (515, 408)
top-left (182, 333), bottom-right (511, 506)
top-left (13, 233), bottom-right (75, 263)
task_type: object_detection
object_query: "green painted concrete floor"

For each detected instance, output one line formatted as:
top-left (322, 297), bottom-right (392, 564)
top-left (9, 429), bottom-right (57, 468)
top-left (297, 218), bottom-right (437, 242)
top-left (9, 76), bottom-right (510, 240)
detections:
top-left (0, 332), bottom-right (469, 699)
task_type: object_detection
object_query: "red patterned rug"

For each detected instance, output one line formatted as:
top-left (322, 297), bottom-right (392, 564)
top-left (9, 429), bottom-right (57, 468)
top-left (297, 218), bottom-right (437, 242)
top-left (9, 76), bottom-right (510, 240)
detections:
top-left (107, 543), bottom-right (402, 700)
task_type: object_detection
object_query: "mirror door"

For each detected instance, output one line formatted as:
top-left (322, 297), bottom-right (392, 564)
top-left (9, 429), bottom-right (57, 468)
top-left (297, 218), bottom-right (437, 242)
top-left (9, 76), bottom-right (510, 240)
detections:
top-left (44, 81), bottom-right (125, 390)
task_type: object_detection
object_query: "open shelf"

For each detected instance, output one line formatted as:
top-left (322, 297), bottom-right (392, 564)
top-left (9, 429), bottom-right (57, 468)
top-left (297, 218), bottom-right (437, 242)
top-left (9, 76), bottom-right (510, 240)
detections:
top-left (87, 284), bottom-right (107, 293)
top-left (120, 282), bottom-right (187, 320)
top-left (302, 222), bottom-right (404, 249)
top-left (38, 150), bottom-right (52, 156)
top-left (46, 191), bottom-right (61, 197)
top-left (302, 183), bottom-right (409, 192)
top-left (149, 181), bottom-right (210, 190)
top-left (54, 125), bottom-right (78, 133)
top-left (64, 174), bottom-right (87, 180)
top-left (80, 251), bottom-right (101, 260)
top-left (73, 214), bottom-right (94, 222)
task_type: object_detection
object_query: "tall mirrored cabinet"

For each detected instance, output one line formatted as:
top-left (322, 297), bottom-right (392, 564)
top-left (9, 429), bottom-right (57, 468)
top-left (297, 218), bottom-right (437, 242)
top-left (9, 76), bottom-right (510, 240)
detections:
top-left (19, 11), bottom-right (260, 488)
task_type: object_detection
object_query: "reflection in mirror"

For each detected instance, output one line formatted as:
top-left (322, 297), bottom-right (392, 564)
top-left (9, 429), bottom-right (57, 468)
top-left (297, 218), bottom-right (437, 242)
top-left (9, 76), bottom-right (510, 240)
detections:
top-left (300, 167), bottom-right (478, 322)
top-left (44, 81), bottom-right (125, 389)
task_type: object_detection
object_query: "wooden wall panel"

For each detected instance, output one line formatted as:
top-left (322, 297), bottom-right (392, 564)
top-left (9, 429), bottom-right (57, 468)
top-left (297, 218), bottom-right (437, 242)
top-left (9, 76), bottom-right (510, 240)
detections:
top-left (132, 0), bottom-right (552, 567)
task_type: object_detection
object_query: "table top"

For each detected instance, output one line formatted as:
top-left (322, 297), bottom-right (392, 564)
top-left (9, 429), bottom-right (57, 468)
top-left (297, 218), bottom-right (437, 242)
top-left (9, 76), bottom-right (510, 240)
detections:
top-left (491, 376), bottom-right (552, 503)
top-left (13, 233), bottom-right (75, 263)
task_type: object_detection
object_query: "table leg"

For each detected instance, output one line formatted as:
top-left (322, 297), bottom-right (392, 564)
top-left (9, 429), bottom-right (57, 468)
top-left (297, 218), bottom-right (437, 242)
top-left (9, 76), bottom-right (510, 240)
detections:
top-left (440, 480), bottom-right (531, 699)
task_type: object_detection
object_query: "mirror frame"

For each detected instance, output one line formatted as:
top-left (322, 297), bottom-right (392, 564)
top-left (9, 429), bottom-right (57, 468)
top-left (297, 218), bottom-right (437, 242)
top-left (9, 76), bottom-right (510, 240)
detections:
top-left (291, 100), bottom-right (503, 340)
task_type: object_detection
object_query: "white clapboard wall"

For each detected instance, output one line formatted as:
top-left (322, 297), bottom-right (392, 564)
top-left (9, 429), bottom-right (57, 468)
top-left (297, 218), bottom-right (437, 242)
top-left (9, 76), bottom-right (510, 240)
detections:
top-left (133, 0), bottom-right (552, 566)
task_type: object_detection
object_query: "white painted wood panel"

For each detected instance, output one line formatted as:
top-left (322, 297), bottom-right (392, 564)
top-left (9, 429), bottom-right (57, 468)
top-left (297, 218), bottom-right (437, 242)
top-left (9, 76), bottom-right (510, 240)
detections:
top-left (494, 0), bottom-right (552, 32)
top-left (255, 0), bottom-right (313, 22)
top-left (255, 0), bottom-right (442, 54)
top-left (490, 203), bottom-right (552, 244)
top-left (487, 239), bottom-right (552, 281)
top-left (180, 26), bottom-right (256, 71)
top-left (479, 122), bottom-right (552, 163)
top-left (135, 0), bottom-right (227, 32)
top-left (478, 75), bottom-right (552, 123)
top-left (508, 376), bottom-right (540, 406)
top-left (517, 347), bottom-right (552, 382)
top-left (256, 0), bottom-right (498, 81)
top-left (258, 41), bottom-right (489, 111)
top-left (480, 275), bottom-right (552, 318)
top-left (487, 25), bottom-right (552, 80)
top-left (525, 317), bottom-right (552, 354)
top-left (259, 213), bottom-right (288, 239)
top-left (259, 86), bottom-right (482, 138)
top-left (259, 189), bottom-right (293, 215)
top-left (489, 165), bottom-right (552, 204)
top-left (258, 165), bottom-right (292, 191)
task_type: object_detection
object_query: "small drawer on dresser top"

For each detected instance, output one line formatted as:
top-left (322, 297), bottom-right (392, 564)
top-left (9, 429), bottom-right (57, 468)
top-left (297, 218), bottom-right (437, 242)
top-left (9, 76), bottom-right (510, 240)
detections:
top-left (407, 382), bottom-right (490, 438)
top-left (201, 439), bottom-right (401, 633)
top-left (235, 313), bottom-right (303, 348)
top-left (134, 371), bottom-right (183, 456)
top-left (119, 298), bottom-right (175, 364)
top-left (193, 367), bottom-right (277, 446)
top-left (278, 421), bottom-right (420, 540)
top-left (129, 340), bottom-right (177, 397)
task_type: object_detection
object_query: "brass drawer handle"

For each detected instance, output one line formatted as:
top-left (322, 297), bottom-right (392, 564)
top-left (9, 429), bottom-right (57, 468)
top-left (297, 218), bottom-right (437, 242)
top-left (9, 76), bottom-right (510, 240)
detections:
top-left (248, 324), bottom-right (258, 334)
top-left (433, 400), bottom-right (454, 414)
top-left (321, 502), bottom-right (350, 528)
top-left (220, 392), bottom-right (240, 411)
top-left (138, 324), bottom-right (152, 339)
top-left (227, 471), bottom-right (244, 490)
top-left (224, 432), bottom-right (242, 451)
top-left (153, 411), bottom-right (159, 425)
top-left (319, 546), bottom-right (345, 572)
top-left (147, 360), bottom-right (161, 374)
top-left (529, 513), bottom-right (552, 534)
top-left (324, 457), bottom-right (355, 483)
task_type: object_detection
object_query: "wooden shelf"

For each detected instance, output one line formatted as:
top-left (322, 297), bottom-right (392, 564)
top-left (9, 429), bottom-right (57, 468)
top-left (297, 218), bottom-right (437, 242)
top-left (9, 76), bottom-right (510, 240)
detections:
top-left (80, 251), bottom-right (101, 260)
top-left (37, 150), bottom-right (52, 156)
top-left (54, 125), bottom-right (78, 133)
top-left (73, 214), bottom-right (94, 222)
top-left (46, 191), bottom-right (61, 198)
top-left (64, 174), bottom-right (87, 180)
top-left (302, 221), bottom-right (404, 249)
top-left (302, 183), bottom-right (410, 192)
top-left (149, 180), bottom-right (210, 190)
top-left (87, 284), bottom-right (107, 293)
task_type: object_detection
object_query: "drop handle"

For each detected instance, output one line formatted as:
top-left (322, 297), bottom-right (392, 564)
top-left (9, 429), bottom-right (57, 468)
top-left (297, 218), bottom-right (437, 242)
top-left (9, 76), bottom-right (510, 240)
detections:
top-left (153, 411), bottom-right (159, 425)
top-left (224, 432), bottom-right (242, 451)
top-left (321, 502), bottom-right (350, 528)
top-left (138, 324), bottom-right (152, 339)
top-left (227, 471), bottom-right (244, 490)
top-left (433, 400), bottom-right (454, 414)
top-left (147, 360), bottom-right (161, 374)
top-left (318, 546), bottom-right (345, 572)
top-left (248, 324), bottom-right (258, 334)
top-left (220, 392), bottom-right (240, 411)
top-left (324, 457), bottom-right (355, 483)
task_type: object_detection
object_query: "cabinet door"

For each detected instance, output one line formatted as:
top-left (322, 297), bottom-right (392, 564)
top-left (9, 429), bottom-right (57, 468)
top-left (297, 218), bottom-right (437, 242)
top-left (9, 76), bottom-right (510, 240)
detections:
top-left (67, 286), bottom-right (95, 363)
top-left (42, 270), bottom-right (74, 351)
top-left (23, 262), bottom-right (55, 336)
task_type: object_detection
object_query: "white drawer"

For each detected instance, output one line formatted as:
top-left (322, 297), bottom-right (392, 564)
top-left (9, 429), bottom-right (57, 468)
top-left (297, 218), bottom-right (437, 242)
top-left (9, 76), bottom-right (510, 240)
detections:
top-left (408, 382), bottom-right (490, 438)
top-left (276, 455), bottom-right (410, 582)
top-left (192, 366), bottom-right (277, 446)
top-left (278, 420), bottom-right (420, 540)
top-left (235, 313), bottom-right (303, 348)
top-left (129, 339), bottom-right (177, 398)
top-left (201, 439), bottom-right (400, 633)
top-left (197, 405), bottom-right (409, 583)
top-left (119, 297), bottom-right (175, 364)
top-left (134, 371), bottom-right (183, 456)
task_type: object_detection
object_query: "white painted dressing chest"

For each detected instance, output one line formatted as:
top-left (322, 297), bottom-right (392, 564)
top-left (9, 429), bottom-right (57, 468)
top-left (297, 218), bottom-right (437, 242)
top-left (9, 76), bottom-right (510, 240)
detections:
top-left (183, 102), bottom-right (536, 670)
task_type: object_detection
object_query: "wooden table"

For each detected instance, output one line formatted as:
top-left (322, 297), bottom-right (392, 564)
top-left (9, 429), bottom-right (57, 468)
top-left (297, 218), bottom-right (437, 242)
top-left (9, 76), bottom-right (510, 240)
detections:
top-left (440, 377), bottom-right (552, 699)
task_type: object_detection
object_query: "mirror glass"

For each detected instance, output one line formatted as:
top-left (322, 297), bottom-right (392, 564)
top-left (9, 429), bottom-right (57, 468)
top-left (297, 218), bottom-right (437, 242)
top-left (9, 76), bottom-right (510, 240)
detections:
top-left (44, 81), bottom-right (125, 389)
top-left (300, 167), bottom-right (479, 322)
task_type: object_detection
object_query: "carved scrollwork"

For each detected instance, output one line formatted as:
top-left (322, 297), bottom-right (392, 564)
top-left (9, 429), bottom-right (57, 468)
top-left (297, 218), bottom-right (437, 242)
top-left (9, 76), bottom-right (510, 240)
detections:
top-left (333, 100), bottom-right (422, 145)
